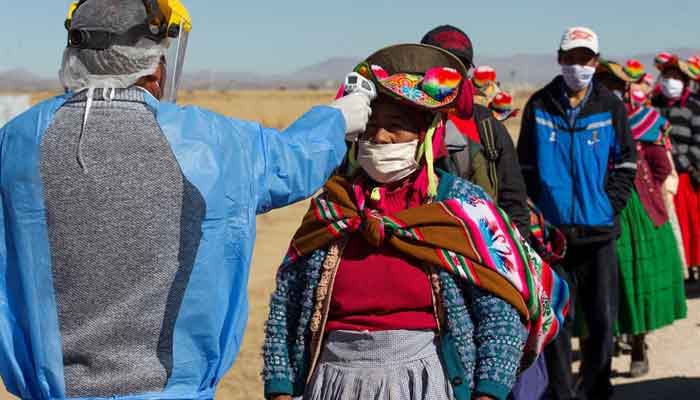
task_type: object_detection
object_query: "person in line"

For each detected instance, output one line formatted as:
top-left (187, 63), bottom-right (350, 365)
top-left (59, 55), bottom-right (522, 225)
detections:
top-left (0, 1), bottom-right (372, 399)
top-left (595, 59), bottom-right (687, 377)
top-left (652, 55), bottom-right (700, 281)
top-left (518, 27), bottom-right (636, 400)
top-left (637, 67), bottom-right (689, 279)
top-left (262, 43), bottom-right (569, 400)
top-left (421, 26), bottom-right (531, 237)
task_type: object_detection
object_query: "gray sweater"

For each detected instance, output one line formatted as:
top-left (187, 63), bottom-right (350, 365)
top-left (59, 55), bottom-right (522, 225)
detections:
top-left (40, 88), bottom-right (204, 397)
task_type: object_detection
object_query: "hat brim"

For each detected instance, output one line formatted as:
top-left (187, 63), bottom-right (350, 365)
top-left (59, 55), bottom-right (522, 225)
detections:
top-left (358, 43), bottom-right (469, 111)
top-left (597, 60), bottom-right (639, 83)
top-left (659, 58), bottom-right (700, 81)
top-left (559, 42), bottom-right (599, 55)
top-left (678, 60), bottom-right (700, 81)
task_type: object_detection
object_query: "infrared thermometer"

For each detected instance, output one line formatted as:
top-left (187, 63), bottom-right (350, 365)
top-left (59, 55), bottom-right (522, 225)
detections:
top-left (344, 72), bottom-right (377, 100)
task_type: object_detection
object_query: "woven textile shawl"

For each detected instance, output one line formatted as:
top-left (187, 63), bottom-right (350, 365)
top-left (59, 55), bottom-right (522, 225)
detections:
top-left (284, 175), bottom-right (570, 362)
top-left (629, 106), bottom-right (670, 144)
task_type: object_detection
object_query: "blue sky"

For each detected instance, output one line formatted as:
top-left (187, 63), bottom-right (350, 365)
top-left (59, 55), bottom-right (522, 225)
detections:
top-left (0, 0), bottom-right (697, 77)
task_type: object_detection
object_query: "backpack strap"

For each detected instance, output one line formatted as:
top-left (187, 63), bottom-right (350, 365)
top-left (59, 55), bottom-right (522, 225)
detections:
top-left (475, 106), bottom-right (500, 199)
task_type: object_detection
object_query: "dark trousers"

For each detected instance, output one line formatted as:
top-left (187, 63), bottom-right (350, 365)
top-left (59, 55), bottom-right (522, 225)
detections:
top-left (545, 240), bottom-right (619, 400)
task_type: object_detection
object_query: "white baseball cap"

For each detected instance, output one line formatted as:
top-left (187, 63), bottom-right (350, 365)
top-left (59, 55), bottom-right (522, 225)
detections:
top-left (559, 26), bottom-right (599, 54)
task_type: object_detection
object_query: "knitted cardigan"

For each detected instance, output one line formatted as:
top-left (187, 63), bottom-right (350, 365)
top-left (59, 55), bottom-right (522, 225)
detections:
top-left (262, 174), bottom-right (528, 400)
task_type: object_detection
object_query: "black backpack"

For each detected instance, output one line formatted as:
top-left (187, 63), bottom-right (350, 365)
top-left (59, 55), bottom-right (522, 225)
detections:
top-left (440, 106), bottom-right (500, 197)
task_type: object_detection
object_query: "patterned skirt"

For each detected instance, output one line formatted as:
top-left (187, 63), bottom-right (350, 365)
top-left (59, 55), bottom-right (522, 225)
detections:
top-left (305, 330), bottom-right (454, 400)
top-left (616, 191), bottom-right (687, 335)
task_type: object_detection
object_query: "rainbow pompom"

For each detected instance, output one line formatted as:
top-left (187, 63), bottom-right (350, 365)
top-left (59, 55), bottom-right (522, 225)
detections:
top-left (472, 66), bottom-right (497, 89)
top-left (422, 67), bottom-right (462, 101)
top-left (624, 59), bottom-right (645, 81)
top-left (491, 91), bottom-right (514, 112)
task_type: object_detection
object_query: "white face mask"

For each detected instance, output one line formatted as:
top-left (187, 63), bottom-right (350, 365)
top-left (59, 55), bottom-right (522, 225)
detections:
top-left (630, 88), bottom-right (647, 108)
top-left (357, 140), bottom-right (420, 184)
top-left (561, 64), bottom-right (596, 91)
top-left (660, 78), bottom-right (684, 100)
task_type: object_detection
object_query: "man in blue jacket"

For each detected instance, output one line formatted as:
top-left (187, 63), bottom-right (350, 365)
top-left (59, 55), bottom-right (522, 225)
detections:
top-left (517, 27), bottom-right (636, 400)
top-left (0, 1), bottom-right (371, 399)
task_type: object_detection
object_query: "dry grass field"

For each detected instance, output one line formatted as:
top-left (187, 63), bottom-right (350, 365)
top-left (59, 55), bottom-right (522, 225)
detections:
top-left (2, 90), bottom-right (699, 400)
top-left (16, 89), bottom-right (526, 133)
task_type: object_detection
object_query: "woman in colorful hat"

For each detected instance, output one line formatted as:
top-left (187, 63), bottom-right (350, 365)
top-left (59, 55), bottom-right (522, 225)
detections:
top-left (633, 73), bottom-right (655, 106)
top-left (262, 44), bottom-right (569, 400)
top-left (596, 59), bottom-right (687, 377)
top-left (630, 69), bottom-right (688, 276)
top-left (652, 55), bottom-right (700, 280)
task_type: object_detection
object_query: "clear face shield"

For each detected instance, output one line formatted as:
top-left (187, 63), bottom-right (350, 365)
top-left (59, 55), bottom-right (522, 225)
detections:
top-left (155, 0), bottom-right (192, 103)
top-left (162, 25), bottom-right (189, 102)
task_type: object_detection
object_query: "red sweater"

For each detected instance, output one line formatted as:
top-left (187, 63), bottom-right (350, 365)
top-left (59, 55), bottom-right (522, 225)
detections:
top-left (326, 182), bottom-right (438, 332)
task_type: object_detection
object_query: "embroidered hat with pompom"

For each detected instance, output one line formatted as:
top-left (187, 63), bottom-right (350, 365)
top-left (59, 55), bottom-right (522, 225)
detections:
top-left (356, 43), bottom-right (473, 117)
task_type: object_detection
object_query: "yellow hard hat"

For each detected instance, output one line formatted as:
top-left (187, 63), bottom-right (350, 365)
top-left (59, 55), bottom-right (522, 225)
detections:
top-left (155, 0), bottom-right (192, 33)
top-left (65, 0), bottom-right (191, 36)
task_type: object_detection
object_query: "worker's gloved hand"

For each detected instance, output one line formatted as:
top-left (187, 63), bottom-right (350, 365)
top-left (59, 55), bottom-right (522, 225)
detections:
top-left (330, 92), bottom-right (372, 141)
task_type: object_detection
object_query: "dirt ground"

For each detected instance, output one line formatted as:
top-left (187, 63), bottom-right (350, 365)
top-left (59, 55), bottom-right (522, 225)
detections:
top-left (217, 206), bottom-right (700, 400)
top-left (3, 201), bottom-right (697, 400)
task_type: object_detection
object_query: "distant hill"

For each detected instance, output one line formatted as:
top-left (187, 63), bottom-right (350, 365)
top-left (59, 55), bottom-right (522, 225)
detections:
top-left (292, 57), bottom-right (361, 83)
top-left (2, 48), bottom-right (699, 92)
top-left (0, 69), bottom-right (59, 91)
top-left (181, 57), bottom-right (361, 91)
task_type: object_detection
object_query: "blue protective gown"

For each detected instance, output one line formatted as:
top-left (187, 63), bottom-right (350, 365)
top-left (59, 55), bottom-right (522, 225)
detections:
top-left (0, 91), bottom-right (347, 400)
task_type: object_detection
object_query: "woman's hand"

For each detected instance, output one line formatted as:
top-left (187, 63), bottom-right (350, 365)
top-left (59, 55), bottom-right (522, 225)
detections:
top-left (271, 396), bottom-right (292, 400)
